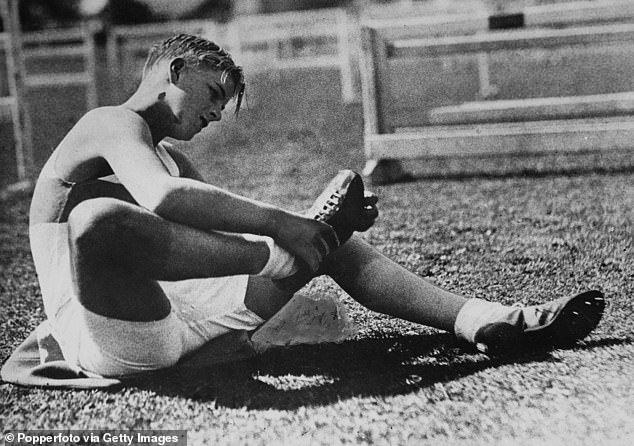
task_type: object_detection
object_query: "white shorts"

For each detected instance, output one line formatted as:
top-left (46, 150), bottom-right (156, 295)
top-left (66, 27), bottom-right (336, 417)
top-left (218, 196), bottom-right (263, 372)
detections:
top-left (30, 223), bottom-right (265, 377)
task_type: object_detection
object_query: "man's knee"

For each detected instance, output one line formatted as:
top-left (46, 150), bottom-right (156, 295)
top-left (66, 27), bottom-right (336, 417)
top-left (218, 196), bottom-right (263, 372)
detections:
top-left (66, 198), bottom-right (172, 321)
top-left (68, 198), bottom-right (137, 259)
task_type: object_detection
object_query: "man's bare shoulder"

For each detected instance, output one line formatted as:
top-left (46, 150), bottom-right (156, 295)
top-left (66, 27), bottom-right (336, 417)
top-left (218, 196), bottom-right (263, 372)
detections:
top-left (74, 106), bottom-right (151, 142)
top-left (52, 106), bottom-right (154, 181)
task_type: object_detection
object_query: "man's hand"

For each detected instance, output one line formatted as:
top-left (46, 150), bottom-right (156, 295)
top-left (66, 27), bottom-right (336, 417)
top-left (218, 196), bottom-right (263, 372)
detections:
top-left (359, 191), bottom-right (379, 232)
top-left (275, 213), bottom-right (339, 273)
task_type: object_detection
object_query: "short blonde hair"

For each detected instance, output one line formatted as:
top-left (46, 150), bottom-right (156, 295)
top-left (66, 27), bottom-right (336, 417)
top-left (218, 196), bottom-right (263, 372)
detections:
top-left (143, 34), bottom-right (245, 114)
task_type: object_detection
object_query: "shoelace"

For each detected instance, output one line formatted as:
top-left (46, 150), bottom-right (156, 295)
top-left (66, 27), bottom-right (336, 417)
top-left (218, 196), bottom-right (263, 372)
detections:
top-left (513, 302), bottom-right (556, 316)
top-left (530, 306), bottom-right (558, 325)
top-left (315, 191), bottom-right (343, 222)
top-left (510, 302), bottom-right (558, 326)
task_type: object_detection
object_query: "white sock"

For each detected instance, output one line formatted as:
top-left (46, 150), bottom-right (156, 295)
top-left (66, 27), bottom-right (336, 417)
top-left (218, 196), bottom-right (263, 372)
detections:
top-left (242, 234), bottom-right (299, 279)
top-left (454, 298), bottom-right (515, 344)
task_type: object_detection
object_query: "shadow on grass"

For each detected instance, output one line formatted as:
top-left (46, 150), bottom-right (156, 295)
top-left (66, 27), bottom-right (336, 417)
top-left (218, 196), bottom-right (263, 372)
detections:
top-left (122, 333), bottom-right (559, 410)
top-left (573, 337), bottom-right (634, 351)
top-left (410, 161), bottom-right (634, 183)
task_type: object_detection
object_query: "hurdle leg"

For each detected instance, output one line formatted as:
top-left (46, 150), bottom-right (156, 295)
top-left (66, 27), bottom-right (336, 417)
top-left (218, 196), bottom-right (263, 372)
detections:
top-left (362, 159), bottom-right (413, 185)
top-left (1, 0), bottom-right (34, 189)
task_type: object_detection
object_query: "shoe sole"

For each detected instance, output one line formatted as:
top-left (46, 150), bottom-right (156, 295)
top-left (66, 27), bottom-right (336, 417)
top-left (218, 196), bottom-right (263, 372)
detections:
top-left (475, 290), bottom-right (606, 355)
top-left (313, 169), bottom-right (365, 243)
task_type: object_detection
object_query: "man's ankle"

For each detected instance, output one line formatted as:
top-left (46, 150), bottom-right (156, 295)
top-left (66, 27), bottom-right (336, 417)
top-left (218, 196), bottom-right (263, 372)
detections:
top-left (453, 298), bottom-right (513, 344)
top-left (242, 234), bottom-right (299, 279)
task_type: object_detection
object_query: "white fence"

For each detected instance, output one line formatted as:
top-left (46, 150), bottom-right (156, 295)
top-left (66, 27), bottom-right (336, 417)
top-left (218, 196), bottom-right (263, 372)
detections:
top-left (105, 1), bottom-right (634, 109)
top-left (5, 0), bottom-right (634, 189)
top-left (360, 9), bottom-right (634, 183)
top-left (364, 0), bottom-right (634, 101)
top-left (22, 24), bottom-right (98, 110)
top-left (234, 8), bottom-right (355, 103)
top-left (106, 8), bottom-right (356, 104)
top-left (1, 0), bottom-right (32, 191)
top-left (107, 20), bottom-right (236, 103)
top-left (1, 12), bottom-right (98, 194)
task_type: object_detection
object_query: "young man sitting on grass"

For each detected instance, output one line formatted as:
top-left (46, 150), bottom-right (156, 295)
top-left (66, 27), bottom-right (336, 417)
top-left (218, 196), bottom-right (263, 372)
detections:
top-left (23, 34), bottom-right (604, 378)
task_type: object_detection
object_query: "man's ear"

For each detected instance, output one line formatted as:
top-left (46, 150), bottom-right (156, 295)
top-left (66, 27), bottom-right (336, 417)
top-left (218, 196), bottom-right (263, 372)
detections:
top-left (168, 58), bottom-right (186, 84)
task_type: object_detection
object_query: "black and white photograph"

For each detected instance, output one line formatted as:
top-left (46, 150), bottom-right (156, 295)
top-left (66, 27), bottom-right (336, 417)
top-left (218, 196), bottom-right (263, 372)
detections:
top-left (1, 0), bottom-right (633, 444)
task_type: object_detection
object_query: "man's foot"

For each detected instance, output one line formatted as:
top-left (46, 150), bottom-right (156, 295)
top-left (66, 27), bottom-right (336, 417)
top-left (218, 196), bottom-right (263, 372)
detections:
top-left (472, 290), bottom-right (605, 355)
top-left (274, 170), bottom-right (375, 291)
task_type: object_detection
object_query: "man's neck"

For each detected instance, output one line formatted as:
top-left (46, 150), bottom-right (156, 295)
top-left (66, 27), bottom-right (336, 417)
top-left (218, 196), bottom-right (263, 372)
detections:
top-left (122, 86), bottom-right (171, 146)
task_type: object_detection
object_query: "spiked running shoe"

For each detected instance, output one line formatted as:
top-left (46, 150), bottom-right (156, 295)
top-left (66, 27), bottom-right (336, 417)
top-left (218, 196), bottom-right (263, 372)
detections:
top-left (474, 290), bottom-right (605, 356)
top-left (274, 169), bottom-right (371, 291)
top-left (307, 169), bottom-right (369, 245)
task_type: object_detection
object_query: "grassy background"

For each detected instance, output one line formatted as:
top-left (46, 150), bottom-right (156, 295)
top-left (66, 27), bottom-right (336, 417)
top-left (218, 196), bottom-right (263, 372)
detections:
top-left (1, 67), bottom-right (634, 445)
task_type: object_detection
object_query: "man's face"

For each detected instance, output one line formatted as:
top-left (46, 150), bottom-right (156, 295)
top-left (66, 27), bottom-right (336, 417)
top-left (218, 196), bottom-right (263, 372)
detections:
top-left (167, 63), bottom-right (236, 141)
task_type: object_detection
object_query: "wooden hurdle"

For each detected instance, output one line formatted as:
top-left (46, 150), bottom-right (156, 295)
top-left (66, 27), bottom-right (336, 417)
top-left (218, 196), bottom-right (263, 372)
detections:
top-left (0, 0), bottom-right (33, 194)
top-left (362, 0), bottom-right (634, 111)
top-left (361, 0), bottom-right (634, 36)
top-left (107, 8), bottom-right (357, 105)
top-left (361, 0), bottom-right (488, 22)
top-left (360, 4), bottom-right (634, 183)
top-left (235, 8), bottom-right (356, 103)
top-left (22, 23), bottom-right (99, 111)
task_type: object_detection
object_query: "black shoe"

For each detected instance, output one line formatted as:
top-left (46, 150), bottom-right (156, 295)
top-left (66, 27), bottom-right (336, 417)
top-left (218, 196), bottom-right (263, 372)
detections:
top-left (474, 290), bottom-right (606, 355)
top-left (274, 169), bottom-right (368, 291)
top-left (307, 169), bottom-right (367, 245)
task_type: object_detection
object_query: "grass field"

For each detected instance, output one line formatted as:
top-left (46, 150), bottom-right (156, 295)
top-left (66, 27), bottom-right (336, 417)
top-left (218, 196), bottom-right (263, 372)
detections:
top-left (1, 68), bottom-right (634, 445)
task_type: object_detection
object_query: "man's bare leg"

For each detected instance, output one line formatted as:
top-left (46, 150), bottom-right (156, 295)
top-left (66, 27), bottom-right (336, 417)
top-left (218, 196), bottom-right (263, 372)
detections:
top-left (323, 236), bottom-right (467, 332)
top-left (69, 197), bottom-right (603, 354)
top-left (244, 235), bottom-right (466, 332)
top-left (68, 197), bottom-right (272, 321)
top-left (244, 234), bottom-right (604, 355)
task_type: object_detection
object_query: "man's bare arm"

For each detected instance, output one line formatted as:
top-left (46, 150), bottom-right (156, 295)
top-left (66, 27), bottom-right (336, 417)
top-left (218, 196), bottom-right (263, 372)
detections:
top-left (83, 108), bottom-right (336, 271)
top-left (163, 144), bottom-right (206, 182)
